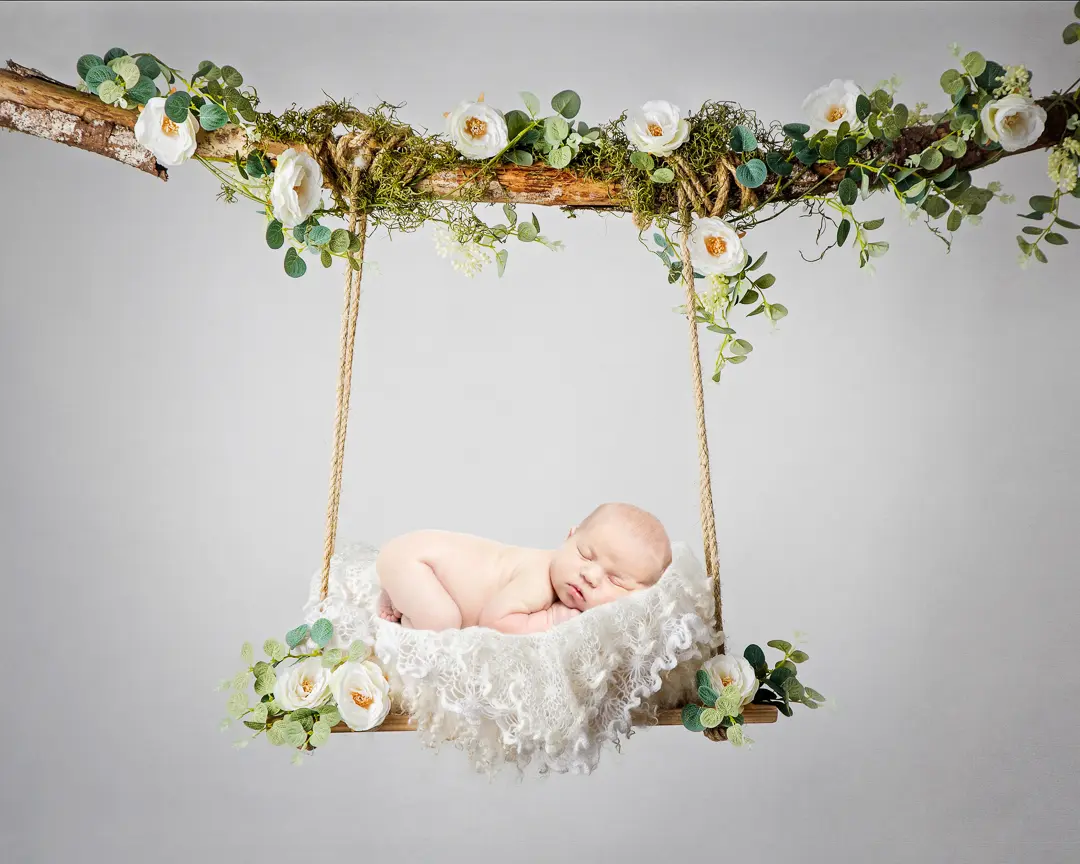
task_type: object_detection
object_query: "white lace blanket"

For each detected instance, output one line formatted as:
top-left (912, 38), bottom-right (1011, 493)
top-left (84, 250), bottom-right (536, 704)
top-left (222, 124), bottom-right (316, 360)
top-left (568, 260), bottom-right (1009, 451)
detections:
top-left (301, 541), bottom-right (721, 775)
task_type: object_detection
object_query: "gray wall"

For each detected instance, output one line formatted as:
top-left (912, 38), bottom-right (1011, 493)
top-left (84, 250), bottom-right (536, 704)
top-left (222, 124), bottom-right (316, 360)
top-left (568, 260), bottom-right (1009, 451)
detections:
top-left (2, 2), bottom-right (1078, 862)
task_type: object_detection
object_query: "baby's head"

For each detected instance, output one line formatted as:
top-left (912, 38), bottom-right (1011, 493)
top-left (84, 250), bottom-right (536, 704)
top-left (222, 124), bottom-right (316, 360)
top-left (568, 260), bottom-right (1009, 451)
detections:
top-left (550, 502), bottom-right (672, 612)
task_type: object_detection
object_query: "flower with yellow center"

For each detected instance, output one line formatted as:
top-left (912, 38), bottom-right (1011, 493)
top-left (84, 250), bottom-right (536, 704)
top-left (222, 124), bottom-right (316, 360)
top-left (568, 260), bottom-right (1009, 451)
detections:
top-left (330, 660), bottom-right (391, 731)
top-left (446, 97), bottom-right (508, 160)
top-left (273, 657), bottom-right (332, 711)
top-left (133, 96), bottom-right (199, 168)
top-left (269, 148), bottom-right (324, 229)
top-left (802, 79), bottom-right (866, 136)
top-left (687, 216), bottom-right (748, 277)
top-left (701, 654), bottom-right (759, 709)
top-left (624, 100), bottom-right (689, 156)
top-left (980, 94), bottom-right (1046, 152)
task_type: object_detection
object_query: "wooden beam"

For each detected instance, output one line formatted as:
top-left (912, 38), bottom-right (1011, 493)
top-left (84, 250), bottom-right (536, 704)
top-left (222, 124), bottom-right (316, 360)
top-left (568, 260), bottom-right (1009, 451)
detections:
top-left (331, 703), bottom-right (779, 733)
top-left (2, 62), bottom-right (1069, 212)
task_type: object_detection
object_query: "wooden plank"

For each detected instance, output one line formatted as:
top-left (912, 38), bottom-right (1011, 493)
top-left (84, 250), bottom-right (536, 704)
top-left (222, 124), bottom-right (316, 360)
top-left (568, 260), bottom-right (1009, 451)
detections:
top-left (330, 703), bottom-right (778, 733)
top-left (3, 62), bottom-right (1069, 212)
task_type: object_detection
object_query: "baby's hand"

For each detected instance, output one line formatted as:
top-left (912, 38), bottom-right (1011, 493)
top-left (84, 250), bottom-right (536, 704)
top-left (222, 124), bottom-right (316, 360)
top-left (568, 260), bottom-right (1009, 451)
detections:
top-left (549, 602), bottom-right (581, 627)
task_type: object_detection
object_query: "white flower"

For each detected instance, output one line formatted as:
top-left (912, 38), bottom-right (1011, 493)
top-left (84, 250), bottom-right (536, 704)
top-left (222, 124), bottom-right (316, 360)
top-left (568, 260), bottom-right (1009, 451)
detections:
top-left (273, 658), bottom-right (332, 711)
top-left (330, 660), bottom-right (391, 731)
top-left (134, 97), bottom-right (199, 168)
top-left (980, 94), bottom-right (1046, 152)
top-left (686, 217), bottom-right (747, 277)
top-left (802, 79), bottom-right (866, 136)
top-left (433, 224), bottom-right (490, 276)
top-left (269, 148), bottom-right (324, 228)
top-left (624, 100), bottom-right (690, 156)
top-left (445, 99), bottom-right (508, 159)
top-left (701, 654), bottom-right (759, 708)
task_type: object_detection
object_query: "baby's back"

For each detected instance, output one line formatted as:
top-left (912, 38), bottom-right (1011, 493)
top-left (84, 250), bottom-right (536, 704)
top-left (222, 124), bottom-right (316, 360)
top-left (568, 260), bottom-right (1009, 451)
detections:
top-left (378, 529), bottom-right (514, 626)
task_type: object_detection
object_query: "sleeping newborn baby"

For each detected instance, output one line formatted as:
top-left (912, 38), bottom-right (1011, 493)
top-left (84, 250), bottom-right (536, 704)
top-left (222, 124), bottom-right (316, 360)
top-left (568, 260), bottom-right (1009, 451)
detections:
top-left (376, 503), bottom-right (672, 634)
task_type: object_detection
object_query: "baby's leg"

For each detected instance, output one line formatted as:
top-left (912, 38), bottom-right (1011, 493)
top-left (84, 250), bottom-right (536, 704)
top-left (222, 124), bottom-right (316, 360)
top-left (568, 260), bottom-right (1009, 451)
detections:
top-left (377, 557), bottom-right (463, 632)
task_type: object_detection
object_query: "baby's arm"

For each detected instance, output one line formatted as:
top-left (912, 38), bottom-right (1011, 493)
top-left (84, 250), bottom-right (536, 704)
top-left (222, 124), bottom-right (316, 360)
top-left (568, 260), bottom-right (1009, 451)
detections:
top-left (478, 578), bottom-right (579, 634)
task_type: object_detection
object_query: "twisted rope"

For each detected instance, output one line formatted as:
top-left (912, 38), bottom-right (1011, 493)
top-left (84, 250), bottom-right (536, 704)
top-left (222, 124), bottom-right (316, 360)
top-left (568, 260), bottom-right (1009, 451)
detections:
top-left (676, 185), bottom-right (723, 636)
top-left (318, 136), bottom-right (375, 600)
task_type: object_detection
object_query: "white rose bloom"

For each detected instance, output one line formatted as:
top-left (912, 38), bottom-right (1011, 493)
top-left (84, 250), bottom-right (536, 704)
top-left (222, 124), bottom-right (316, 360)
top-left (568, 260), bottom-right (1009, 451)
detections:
top-left (330, 660), bottom-right (391, 731)
top-left (980, 94), bottom-right (1047, 152)
top-left (624, 100), bottom-right (689, 156)
top-left (273, 657), bottom-right (332, 711)
top-left (802, 79), bottom-right (865, 136)
top-left (687, 216), bottom-right (748, 277)
top-left (270, 148), bottom-right (324, 228)
top-left (134, 97), bottom-right (199, 168)
top-left (702, 654), bottom-right (759, 708)
top-left (446, 100), bottom-right (508, 159)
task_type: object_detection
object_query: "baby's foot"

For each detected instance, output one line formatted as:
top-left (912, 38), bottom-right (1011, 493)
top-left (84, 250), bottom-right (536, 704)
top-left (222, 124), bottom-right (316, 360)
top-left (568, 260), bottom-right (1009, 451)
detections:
top-left (377, 589), bottom-right (402, 623)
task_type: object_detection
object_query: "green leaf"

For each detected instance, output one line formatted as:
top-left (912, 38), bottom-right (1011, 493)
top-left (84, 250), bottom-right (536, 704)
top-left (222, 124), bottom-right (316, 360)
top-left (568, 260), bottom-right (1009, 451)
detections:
top-left (219, 65), bottom-right (243, 87)
top-left (517, 222), bottom-right (538, 242)
top-left (746, 251), bottom-right (767, 271)
top-left (504, 149), bottom-right (533, 167)
top-left (836, 219), bottom-right (851, 247)
top-left (319, 705), bottom-right (341, 727)
top-left (1056, 218), bottom-right (1080, 230)
top-left (283, 247), bottom-right (307, 278)
top-left (347, 641), bottom-right (370, 663)
top-left (103, 47), bottom-right (128, 64)
top-left (547, 145), bottom-right (572, 169)
top-left (495, 248), bottom-right (508, 277)
top-left (947, 210), bottom-right (963, 232)
top-left (767, 639), bottom-right (792, 653)
top-left (126, 76), bottom-right (157, 105)
top-left (941, 136), bottom-right (967, 158)
top-left (114, 59), bottom-right (140, 90)
top-left (241, 642), bottom-right (254, 663)
top-left (838, 177), bottom-right (858, 206)
top-left (198, 102), bottom-right (229, 131)
top-left (310, 617), bottom-right (333, 647)
top-left (769, 304), bottom-right (789, 321)
top-left (133, 55), bottom-right (159, 79)
top-left (164, 91), bottom-right (191, 122)
top-left (743, 644), bottom-right (767, 670)
top-left (805, 687), bottom-right (826, 702)
top-left (729, 125), bottom-right (758, 153)
top-left (783, 678), bottom-right (806, 702)
top-left (962, 51), bottom-right (986, 77)
top-left (754, 273), bottom-right (776, 290)
top-left (729, 338), bottom-right (753, 356)
top-left (226, 692), bottom-right (248, 719)
top-left (920, 148), bottom-right (944, 171)
top-left (326, 228), bottom-right (350, 255)
top-left (1066, 23), bottom-right (1080, 45)
top-left (306, 225), bottom-right (331, 246)
top-left (794, 144), bottom-right (819, 165)
top-left (765, 150), bottom-right (792, 177)
top-left (96, 80), bottom-right (124, 105)
top-left (681, 703), bottom-right (705, 732)
top-left (519, 91), bottom-right (541, 117)
top-left (321, 647), bottom-right (344, 668)
top-left (266, 220), bottom-right (285, 250)
top-left (834, 137), bottom-right (857, 167)
top-left (708, 325), bottom-right (736, 335)
top-left (694, 669), bottom-right (712, 691)
top-left (266, 720), bottom-right (287, 746)
top-left (782, 122), bottom-right (810, 139)
top-left (790, 650), bottom-right (810, 663)
top-left (715, 683), bottom-right (744, 717)
top-left (263, 639), bottom-right (287, 662)
top-left (727, 355), bottom-right (748, 365)
top-left (866, 241), bottom-right (889, 258)
top-left (319, 249), bottom-right (333, 268)
top-left (543, 115), bottom-right (570, 146)
top-left (651, 167), bottom-right (675, 184)
top-left (550, 89), bottom-right (581, 119)
top-left (194, 60), bottom-right (221, 80)
top-left (921, 195), bottom-right (950, 219)
top-left (248, 703), bottom-right (269, 725)
top-left (854, 94), bottom-right (871, 122)
top-left (1034, 246), bottom-right (1049, 263)
top-left (629, 150), bottom-right (655, 172)
top-left (698, 684), bottom-right (720, 706)
top-left (253, 668), bottom-right (276, 697)
top-left (870, 89), bottom-right (893, 112)
top-left (739, 289), bottom-right (759, 306)
top-left (84, 64), bottom-right (115, 94)
top-left (1046, 232), bottom-right (1068, 245)
top-left (940, 69), bottom-right (965, 95)
top-left (308, 718), bottom-right (332, 748)
top-left (281, 720), bottom-right (307, 748)
top-left (735, 158), bottom-right (767, 189)
top-left (1030, 195), bottom-right (1055, 213)
top-left (77, 54), bottom-right (105, 81)
top-left (699, 707), bottom-right (723, 729)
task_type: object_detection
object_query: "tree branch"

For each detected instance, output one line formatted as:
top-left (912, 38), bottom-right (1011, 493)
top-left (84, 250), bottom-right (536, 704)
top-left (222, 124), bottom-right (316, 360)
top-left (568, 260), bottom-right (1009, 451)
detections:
top-left (3, 61), bottom-right (1069, 212)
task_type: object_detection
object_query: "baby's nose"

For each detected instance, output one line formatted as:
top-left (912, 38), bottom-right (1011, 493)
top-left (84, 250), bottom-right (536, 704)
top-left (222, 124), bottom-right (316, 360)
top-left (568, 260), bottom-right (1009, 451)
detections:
top-left (582, 567), bottom-right (600, 588)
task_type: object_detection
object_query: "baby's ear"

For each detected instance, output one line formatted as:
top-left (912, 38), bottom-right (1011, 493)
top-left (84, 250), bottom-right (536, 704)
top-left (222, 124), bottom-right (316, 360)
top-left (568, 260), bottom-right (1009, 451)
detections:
top-left (567, 525), bottom-right (577, 539)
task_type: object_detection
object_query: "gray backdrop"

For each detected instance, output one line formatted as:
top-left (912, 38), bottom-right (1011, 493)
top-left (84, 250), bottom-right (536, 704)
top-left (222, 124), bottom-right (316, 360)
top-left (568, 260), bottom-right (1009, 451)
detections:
top-left (2, 2), bottom-right (1078, 862)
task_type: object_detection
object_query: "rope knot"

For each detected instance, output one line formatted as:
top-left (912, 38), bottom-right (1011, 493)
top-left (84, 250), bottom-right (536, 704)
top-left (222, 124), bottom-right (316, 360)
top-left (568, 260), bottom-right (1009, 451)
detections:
top-left (669, 152), bottom-right (757, 220)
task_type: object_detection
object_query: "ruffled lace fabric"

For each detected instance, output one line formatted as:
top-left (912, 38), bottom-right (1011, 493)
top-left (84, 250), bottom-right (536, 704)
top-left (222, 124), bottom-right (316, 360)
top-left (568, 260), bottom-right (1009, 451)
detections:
top-left (301, 541), bottom-right (722, 775)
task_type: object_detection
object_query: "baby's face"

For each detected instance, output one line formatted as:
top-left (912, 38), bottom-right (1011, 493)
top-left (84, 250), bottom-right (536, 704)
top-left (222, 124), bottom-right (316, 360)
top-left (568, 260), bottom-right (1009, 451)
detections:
top-left (550, 515), bottom-right (668, 612)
